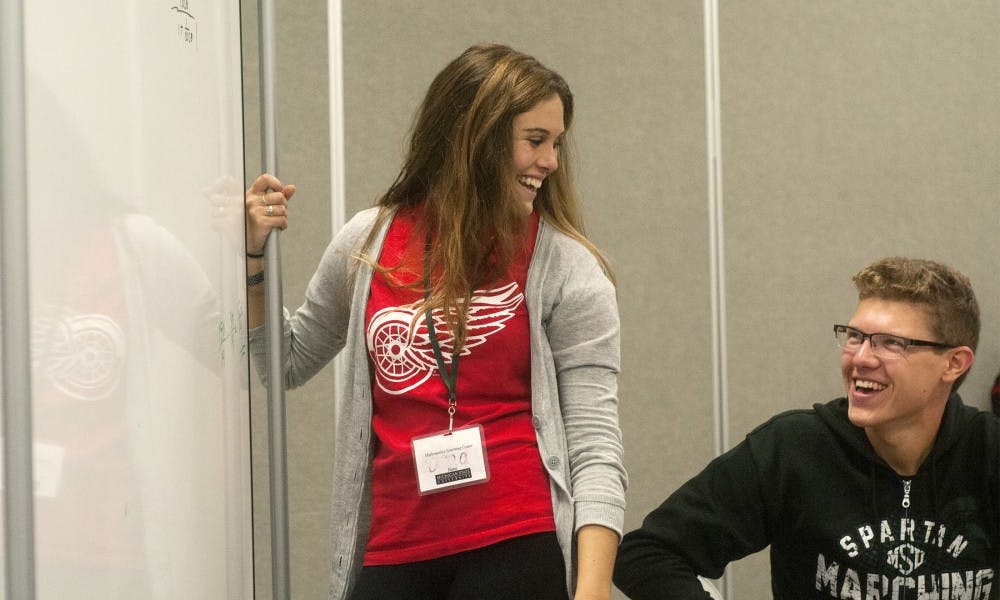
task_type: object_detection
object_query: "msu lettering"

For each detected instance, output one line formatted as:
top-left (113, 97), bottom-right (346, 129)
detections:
top-left (840, 518), bottom-right (969, 560)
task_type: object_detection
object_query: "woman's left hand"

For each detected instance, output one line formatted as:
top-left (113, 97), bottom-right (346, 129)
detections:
top-left (245, 172), bottom-right (296, 257)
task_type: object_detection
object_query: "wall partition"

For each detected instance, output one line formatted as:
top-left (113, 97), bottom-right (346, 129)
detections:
top-left (248, 2), bottom-right (1000, 598)
top-left (2, 1), bottom-right (254, 597)
top-left (719, 3), bottom-right (1000, 594)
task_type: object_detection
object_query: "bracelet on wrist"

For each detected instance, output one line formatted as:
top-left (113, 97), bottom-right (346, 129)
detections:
top-left (246, 251), bottom-right (265, 259)
top-left (247, 271), bottom-right (265, 286)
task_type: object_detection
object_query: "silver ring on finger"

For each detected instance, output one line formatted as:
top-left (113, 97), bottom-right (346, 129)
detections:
top-left (266, 205), bottom-right (274, 216)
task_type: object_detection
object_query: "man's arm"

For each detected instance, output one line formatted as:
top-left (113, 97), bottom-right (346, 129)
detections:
top-left (613, 440), bottom-right (770, 599)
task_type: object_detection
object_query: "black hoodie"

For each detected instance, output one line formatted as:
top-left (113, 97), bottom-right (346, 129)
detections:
top-left (614, 394), bottom-right (1000, 599)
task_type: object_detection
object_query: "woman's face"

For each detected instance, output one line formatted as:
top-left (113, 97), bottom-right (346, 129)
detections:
top-left (511, 94), bottom-right (564, 214)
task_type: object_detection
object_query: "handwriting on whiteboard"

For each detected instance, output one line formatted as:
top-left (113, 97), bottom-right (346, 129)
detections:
top-left (217, 306), bottom-right (247, 365)
top-left (171, 1), bottom-right (198, 48)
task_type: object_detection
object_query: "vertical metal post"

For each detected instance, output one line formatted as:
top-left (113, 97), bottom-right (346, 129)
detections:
top-left (327, 0), bottom-right (346, 411)
top-left (1, 1), bottom-right (37, 599)
top-left (257, 0), bottom-right (290, 598)
top-left (703, 0), bottom-right (731, 598)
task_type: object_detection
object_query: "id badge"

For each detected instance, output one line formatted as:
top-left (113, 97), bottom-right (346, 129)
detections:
top-left (411, 425), bottom-right (490, 495)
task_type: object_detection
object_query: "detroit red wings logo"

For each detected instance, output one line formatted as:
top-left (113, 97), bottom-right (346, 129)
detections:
top-left (367, 282), bottom-right (524, 394)
top-left (32, 309), bottom-right (126, 401)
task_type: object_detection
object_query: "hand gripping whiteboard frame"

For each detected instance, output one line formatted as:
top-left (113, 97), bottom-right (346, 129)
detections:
top-left (257, 0), bottom-right (291, 598)
top-left (1, 1), bottom-right (38, 598)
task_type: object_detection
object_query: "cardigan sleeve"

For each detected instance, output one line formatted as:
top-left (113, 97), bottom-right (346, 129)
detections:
top-left (248, 209), bottom-right (378, 389)
top-left (544, 247), bottom-right (627, 537)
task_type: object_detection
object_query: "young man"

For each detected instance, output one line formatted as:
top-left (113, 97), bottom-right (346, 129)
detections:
top-left (614, 257), bottom-right (998, 599)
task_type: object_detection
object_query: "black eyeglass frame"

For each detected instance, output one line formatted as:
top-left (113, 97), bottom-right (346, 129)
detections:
top-left (832, 324), bottom-right (954, 354)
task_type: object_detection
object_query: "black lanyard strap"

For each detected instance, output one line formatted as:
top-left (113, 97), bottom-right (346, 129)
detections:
top-left (423, 232), bottom-right (459, 432)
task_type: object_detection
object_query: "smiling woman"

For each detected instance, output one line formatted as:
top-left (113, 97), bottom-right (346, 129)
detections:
top-left (512, 94), bottom-right (565, 214)
top-left (245, 43), bottom-right (625, 600)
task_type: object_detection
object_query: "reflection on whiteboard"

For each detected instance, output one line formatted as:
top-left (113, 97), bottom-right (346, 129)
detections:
top-left (0, 1), bottom-right (251, 598)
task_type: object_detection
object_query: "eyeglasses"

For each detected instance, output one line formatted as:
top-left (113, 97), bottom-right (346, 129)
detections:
top-left (833, 324), bottom-right (953, 360)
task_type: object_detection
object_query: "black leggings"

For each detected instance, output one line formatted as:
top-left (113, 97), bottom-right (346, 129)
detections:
top-left (349, 532), bottom-right (567, 600)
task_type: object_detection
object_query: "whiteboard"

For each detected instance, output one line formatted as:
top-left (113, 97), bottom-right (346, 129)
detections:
top-left (1, 1), bottom-right (252, 597)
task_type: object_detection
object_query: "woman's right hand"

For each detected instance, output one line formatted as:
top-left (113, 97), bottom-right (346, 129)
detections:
top-left (245, 172), bottom-right (296, 257)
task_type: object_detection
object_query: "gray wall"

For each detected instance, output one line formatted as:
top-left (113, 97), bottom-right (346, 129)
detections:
top-left (244, 2), bottom-right (1000, 598)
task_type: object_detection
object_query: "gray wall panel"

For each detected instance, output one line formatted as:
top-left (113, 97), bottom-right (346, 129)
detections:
top-left (245, 2), bottom-right (999, 598)
top-left (720, 2), bottom-right (1000, 596)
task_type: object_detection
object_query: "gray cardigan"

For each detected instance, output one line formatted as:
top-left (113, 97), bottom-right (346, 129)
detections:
top-left (249, 207), bottom-right (626, 599)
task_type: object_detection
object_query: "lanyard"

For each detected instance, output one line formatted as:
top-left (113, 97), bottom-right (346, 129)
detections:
top-left (423, 233), bottom-right (459, 433)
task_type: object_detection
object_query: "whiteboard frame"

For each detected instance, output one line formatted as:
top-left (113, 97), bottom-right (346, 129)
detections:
top-left (1, 0), bottom-right (38, 597)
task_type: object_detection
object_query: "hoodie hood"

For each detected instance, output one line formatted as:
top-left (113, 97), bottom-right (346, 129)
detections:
top-left (812, 393), bottom-right (976, 473)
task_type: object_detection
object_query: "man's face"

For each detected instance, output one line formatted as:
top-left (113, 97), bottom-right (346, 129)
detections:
top-left (841, 298), bottom-right (956, 439)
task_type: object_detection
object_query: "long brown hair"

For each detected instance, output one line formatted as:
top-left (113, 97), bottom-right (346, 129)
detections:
top-left (361, 43), bottom-right (613, 349)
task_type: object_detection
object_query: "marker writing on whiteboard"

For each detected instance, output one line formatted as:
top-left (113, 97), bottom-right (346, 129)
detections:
top-left (171, 1), bottom-right (198, 47)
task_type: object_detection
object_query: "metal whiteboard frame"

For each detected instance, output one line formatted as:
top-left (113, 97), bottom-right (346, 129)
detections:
top-left (257, 0), bottom-right (290, 598)
top-left (1, 1), bottom-right (38, 598)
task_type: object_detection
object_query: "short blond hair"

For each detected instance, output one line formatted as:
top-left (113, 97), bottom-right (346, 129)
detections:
top-left (853, 257), bottom-right (979, 390)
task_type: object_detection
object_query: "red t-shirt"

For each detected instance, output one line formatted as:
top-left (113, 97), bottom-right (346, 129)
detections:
top-left (362, 207), bottom-right (555, 565)
top-left (30, 228), bottom-right (141, 568)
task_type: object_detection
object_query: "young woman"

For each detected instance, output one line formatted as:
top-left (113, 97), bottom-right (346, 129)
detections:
top-left (245, 43), bottom-right (625, 600)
